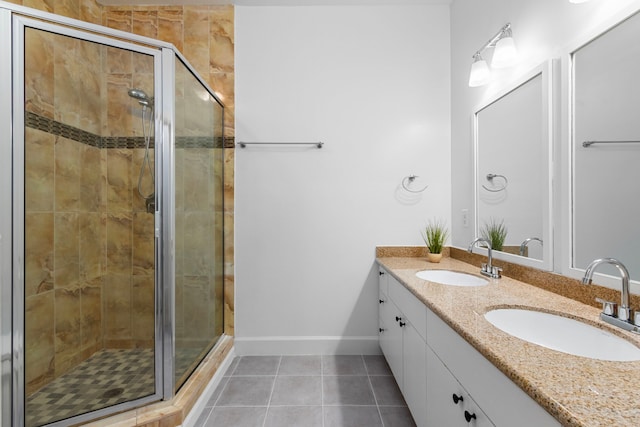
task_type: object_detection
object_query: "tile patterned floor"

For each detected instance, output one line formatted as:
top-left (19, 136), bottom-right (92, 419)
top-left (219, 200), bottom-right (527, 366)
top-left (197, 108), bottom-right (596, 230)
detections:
top-left (26, 349), bottom-right (155, 427)
top-left (194, 355), bottom-right (417, 427)
top-left (26, 347), bottom-right (205, 427)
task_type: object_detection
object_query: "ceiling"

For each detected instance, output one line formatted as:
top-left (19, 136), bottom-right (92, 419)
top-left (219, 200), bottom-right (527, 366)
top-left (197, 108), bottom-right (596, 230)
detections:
top-left (98, 0), bottom-right (451, 6)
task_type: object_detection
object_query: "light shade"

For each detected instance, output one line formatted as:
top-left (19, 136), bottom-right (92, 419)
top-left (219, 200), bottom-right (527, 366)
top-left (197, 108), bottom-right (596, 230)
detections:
top-left (491, 35), bottom-right (518, 68)
top-left (468, 54), bottom-right (491, 87)
top-left (569, 0), bottom-right (589, 3)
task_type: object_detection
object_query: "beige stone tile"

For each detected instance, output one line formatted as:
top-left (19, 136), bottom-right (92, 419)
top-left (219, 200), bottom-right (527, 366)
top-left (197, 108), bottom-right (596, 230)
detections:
top-left (223, 211), bottom-right (234, 261)
top-left (104, 7), bottom-right (132, 33)
top-left (25, 291), bottom-right (55, 394)
top-left (183, 276), bottom-right (209, 339)
top-left (107, 148), bottom-right (133, 212)
top-left (53, 36), bottom-right (82, 128)
top-left (78, 40), bottom-right (103, 135)
top-left (25, 128), bottom-right (55, 212)
top-left (132, 211), bottom-right (155, 276)
top-left (184, 6), bottom-right (210, 77)
top-left (223, 148), bottom-right (234, 212)
top-left (105, 74), bottom-right (133, 137)
top-left (183, 212), bottom-right (213, 277)
top-left (209, 6), bottom-right (234, 74)
top-left (23, 0), bottom-right (54, 11)
top-left (106, 46), bottom-right (132, 75)
top-left (53, 0), bottom-right (80, 19)
top-left (24, 28), bottom-right (54, 118)
top-left (80, 0), bottom-right (102, 25)
top-left (133, 8), bottom-right (158, 40)
top-left (80, 145), bottom-right (104, 212)
top-left (81, 282), bottom-right (103, 352)
top-left (54, 287), bottom-right (82, 371)
top-left (106, 212), bottom-right (132, 275)
top-left (79, 212), bottom-right (106, 281)
top-left (132, 275), bottom-right (155, 341)
top-left (104, 274), bottom-right (132, 340)
top-left (54, 136), bottom-right (80, 211)
top-left (25, 213), bottom-right (54, 297)
top-left (183, 148), bottom-right (211, 211)
top-left (208, 72), bottom-right (234, 107)
top-left (54, 212), bottom-right (80, 290)
top-left (224, 271), bottom-right (234, 335)
top-left (158, 6), bottom-right (184, 51)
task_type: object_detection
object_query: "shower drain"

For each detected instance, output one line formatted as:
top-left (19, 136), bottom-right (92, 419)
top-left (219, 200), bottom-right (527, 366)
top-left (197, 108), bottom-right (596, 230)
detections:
top-left (102, 388), bottom-right (125, 399)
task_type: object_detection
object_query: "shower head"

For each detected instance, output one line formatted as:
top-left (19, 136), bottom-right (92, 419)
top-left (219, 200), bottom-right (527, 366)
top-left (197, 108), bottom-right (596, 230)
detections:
top-left (128, 88), bottom-right (154, 107)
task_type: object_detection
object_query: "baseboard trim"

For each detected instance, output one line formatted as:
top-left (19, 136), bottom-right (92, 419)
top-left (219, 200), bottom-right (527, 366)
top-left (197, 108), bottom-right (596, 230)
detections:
top-left (182, 346), bottom-right (237, 427)
top-left (234, 336), bottom-right (381, 356)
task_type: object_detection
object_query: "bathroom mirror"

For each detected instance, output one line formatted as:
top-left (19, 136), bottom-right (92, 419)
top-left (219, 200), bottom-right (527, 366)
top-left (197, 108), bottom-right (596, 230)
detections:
top-left (572, 10), bottom-right (640, 281)
top-left (473, 61), bottom-right (554, 270)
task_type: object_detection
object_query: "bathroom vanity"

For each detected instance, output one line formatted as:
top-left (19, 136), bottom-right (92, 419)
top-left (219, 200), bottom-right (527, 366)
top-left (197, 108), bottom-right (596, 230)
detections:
top-left (377, 254), bottom-right (640, 427)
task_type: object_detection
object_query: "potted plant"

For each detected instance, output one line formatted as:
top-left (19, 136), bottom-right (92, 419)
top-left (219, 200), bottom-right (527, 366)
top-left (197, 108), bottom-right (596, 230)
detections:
top-left (421, 219), bottom-right (449, 263)
top-left (480, 218), bottom-right (508, 252)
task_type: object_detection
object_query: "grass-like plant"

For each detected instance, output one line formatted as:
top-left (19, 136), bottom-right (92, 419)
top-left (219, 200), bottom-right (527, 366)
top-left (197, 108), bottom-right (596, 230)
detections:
top-left (480, 218), bottom-right (508, 251)
top-left (421, 219), bottom-right (449, 254)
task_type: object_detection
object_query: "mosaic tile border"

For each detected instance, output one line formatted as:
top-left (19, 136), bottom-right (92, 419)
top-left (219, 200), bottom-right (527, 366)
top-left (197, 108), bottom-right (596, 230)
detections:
top-left (25, 111), bottom-right (233, 149)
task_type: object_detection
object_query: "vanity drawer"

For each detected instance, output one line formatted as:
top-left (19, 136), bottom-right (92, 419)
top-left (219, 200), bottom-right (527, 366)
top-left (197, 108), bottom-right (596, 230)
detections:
top-left (389, 275), bottom-right (427, 341)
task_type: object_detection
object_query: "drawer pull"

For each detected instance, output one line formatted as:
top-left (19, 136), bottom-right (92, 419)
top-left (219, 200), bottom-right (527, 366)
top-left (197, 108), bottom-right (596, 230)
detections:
top-left (379, 299), bottom-right (385, 304)
top-left (395, 316), bottom-right (402, 322)
top-left (452, 394), bottom-right (463, 404)
top-left (399, 321), bottom-right (406, 327)
top-left (464, 410), bottom-right (477, 423)
top-left (379, 328), bottom-right (385, 333)
top-left (379, 271), bottom-right (385, 276)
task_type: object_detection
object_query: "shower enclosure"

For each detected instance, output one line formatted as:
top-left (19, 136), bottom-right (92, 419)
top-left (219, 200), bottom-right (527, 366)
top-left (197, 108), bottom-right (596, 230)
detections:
top-left (0, 3), bottom-right (225, 426)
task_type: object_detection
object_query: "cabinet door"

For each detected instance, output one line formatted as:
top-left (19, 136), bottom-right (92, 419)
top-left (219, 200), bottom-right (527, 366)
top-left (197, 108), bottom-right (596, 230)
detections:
top-left (380, 295), bottom-right (403, 385)
top-left (402, 320), bottom-right (427, 427)
top-left (426, 346), bottom-right (494, 427)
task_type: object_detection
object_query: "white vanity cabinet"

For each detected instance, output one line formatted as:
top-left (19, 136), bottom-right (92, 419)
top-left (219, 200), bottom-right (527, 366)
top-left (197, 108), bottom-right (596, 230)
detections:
top-left (377, 266), bottom-right (560, 427)
top-left (378, 267), bottom-right (427, 427)
top-left (426, 309), bottom-right (560, 427)
top-left (426, 345), bottom-right (494, 427)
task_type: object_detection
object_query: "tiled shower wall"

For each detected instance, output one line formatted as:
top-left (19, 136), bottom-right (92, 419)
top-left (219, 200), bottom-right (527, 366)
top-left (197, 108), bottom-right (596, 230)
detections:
top-left (100, 3), bottom-right (236, 337)
top-left (13, 0), bottom-right (236, 394)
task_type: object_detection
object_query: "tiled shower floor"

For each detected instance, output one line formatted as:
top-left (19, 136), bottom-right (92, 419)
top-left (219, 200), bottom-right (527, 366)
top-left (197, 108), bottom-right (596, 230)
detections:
top-left (194, 355), bottom-right (417, 427)
top-left (26, 347), bottom-right (204, 427)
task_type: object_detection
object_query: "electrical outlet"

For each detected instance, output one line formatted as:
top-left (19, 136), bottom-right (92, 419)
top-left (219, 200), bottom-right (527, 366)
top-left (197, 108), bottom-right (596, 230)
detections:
top-left (462, 209), bottom-right (469, 228)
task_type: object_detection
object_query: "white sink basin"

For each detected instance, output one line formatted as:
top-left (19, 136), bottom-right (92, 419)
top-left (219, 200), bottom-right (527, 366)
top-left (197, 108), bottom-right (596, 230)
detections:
top-left (485, 308), bottom-right (640, 361)
top-left (415, 270), bottom-right (488, 287)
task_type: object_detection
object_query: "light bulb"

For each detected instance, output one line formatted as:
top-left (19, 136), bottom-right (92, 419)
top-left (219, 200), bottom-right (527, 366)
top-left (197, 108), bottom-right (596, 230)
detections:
top-left (468, 54), bottom-right (491, 87)
top-left (491, 35), bottom-right (518, 68)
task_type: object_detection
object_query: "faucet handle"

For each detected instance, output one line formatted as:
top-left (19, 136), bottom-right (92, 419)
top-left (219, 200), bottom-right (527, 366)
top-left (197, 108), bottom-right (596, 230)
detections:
top-left (595, 298), bottom-right (617, 316)
top-left (491, 266), bottom-right (502, 278)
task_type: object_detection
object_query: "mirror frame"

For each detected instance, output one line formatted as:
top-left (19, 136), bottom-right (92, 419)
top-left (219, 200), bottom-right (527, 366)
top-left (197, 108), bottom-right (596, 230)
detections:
top-left (472, 60), bottom-right (555, 271)
top-left (566, 6), bottom-right (640, 291)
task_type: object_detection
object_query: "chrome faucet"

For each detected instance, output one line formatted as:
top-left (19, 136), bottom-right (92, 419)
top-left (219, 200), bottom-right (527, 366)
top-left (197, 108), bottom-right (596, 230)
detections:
top-left (519, 237), bottom-right (543, 256)
top-left (468, 237), bottom-right (501, 279)
top-left (582, 258), bottom-right (639, 333)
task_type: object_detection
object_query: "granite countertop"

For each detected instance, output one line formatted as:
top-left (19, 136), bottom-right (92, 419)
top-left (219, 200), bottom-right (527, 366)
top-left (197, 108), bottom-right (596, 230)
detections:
top-left (376, 255), bottom-right (640, 427)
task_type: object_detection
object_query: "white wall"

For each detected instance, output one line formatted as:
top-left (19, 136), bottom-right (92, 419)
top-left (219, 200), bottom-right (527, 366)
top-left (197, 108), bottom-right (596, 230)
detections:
top-left (235, 4), bottom-right (451, 354)
top-left (450, 0), bottom-right (640, 275)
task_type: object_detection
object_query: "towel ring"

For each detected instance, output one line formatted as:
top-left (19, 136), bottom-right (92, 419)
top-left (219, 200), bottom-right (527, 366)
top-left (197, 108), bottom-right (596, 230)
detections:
top-left (402, 175), bottom-right (429, 193)
top-left (482, 173), bottom-right (508, 192)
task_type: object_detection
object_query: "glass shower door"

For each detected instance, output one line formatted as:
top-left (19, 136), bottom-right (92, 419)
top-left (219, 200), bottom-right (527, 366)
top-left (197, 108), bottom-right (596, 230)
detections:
top-left (173, 58), bottom-right (225, 391)
top-left (16, 17), bottom-right (162, 426)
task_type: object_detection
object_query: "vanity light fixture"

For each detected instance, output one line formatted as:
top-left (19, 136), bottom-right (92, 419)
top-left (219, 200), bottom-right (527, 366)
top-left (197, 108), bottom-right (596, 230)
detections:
top-left (468, 23), bottom-right (518, 87)
top-left (468, 53), bottom-right (491, 87)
